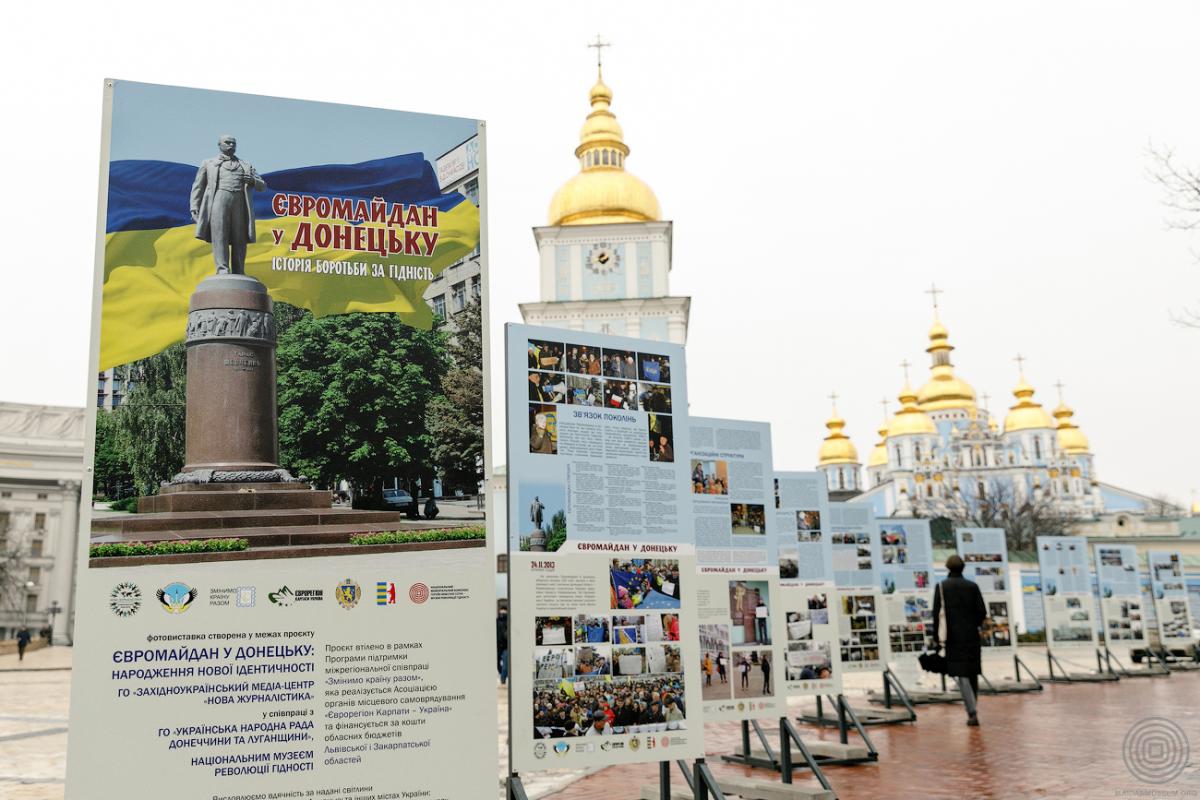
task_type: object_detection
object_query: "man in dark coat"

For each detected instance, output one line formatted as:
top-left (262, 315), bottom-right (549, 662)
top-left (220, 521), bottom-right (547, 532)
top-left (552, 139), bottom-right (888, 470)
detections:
top-left (931, 554), bottom-right (987, 726)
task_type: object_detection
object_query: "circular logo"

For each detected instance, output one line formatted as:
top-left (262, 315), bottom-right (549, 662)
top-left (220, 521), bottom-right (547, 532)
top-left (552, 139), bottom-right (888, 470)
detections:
top-left (533, 742), bottom-right (546, 760)
top-left (408, 583), bottom-right (430, 604)
top-left (336, 579), bottom-right (361, 609)
top-left (1123, 717), bottom-right (1190, 784)
top-left (109, 582), bottom-right (142, 617)
top-left (628, 736), bottom-right (640, 752)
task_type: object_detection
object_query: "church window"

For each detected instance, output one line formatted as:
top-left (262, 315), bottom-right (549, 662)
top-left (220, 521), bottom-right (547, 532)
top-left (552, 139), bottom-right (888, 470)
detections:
top-left (914, 444), bottom-right (922, 462)
top-left (1062, 479), bottom-right (1069, 493)
top-left (926, 484), bottom-right (933, 497)
top-left (838, 470), bottom-right (845, 490)
top-left (1033, 438), bottom-right (1042, 460)
top-left (977, 482), bottom-right (986, 499)
top-left (895, 445), bottom-right (902, 466)
top-left (602, 150), bottom-right (610, 166)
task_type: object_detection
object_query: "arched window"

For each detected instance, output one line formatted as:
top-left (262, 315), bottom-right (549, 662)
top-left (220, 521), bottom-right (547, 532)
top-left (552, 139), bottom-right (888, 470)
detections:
top-left (1033, 437), bottom-right (1042, 460)
top-left (926, 483), bottom-right (933, 497)
top-left (895, 445), bottom-right (903, 466)
top-left (914, 444), bottom-right (922, 462)
top-left (838, 469), bottom-right (845, 490)
top-left (977, 481), bottom-right (986, 499)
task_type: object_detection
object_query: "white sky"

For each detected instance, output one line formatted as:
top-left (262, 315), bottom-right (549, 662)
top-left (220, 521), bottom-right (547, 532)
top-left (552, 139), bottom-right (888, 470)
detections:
top-left (1, 1), bottom-right (1196, 505)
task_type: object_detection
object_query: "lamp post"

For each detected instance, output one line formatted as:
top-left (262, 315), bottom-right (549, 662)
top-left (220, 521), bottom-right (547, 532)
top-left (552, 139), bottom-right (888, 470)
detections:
top-left (47, 601), bottom-right (61, 643)
top-left (20, 580), bottom-right (34, 627)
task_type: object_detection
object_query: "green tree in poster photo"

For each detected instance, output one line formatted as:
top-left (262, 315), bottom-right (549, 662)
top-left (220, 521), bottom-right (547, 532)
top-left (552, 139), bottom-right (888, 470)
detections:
top-left (427, 298), bottom-right (485, 494)
top-left (112, 343), bottom-right (187, 495)
top-left (276, 305), bottom-right (449, 509)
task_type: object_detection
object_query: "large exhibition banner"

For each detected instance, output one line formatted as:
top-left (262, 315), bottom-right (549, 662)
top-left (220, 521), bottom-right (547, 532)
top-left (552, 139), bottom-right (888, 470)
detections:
top-left (505, 324), bottom-right (704, 770)
top-left (689, 418), bottom-right (785, 722)
top-left (1094, 544), bottom-right (1147, 648)
top-left (829, 502), bottom-right (886, 672)
top-left (1147, 550), bottom-right (1196, 649)
top-left (70, 81), bottom-right (496, 800)
top-left (1036, 536), bottom-right (1098, 650)
top-left (775, 472), bottom-right (841, 698)
top-left (955, 528), bottom-right (1016, 653)
top-left (877, 519), bottom-right (934, 666)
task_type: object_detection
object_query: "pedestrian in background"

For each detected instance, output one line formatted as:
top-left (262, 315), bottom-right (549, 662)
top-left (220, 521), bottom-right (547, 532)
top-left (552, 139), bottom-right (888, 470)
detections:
top-left (496, 607), bottom-right (509, 685)
top-left (931, 554), bottom-right (987, 726)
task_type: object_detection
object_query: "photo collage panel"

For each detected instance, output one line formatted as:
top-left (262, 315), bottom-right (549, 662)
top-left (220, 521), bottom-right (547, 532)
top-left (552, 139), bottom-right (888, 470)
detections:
top-left (838, 593), bottom-right (881, 668)
top-left (526, 338), bottom-right (675, 461)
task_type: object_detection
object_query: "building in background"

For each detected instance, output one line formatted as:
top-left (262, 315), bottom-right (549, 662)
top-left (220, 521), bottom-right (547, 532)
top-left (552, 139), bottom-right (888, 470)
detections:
top-left (96, 366), bottom-right (135, 410)
top-left (0, 403), bottom-right (84, 644)
top-left (518, 65), bottom-right (690, 343)
top-left (812, 294), bottom-right (1187, 539)
top-left (424, 135), bottom-right (482, 328)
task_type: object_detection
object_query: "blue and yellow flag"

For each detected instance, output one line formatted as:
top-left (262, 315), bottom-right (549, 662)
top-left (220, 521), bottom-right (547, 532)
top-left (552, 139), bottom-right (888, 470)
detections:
top-left (100, 153), bottom-right (480, 370)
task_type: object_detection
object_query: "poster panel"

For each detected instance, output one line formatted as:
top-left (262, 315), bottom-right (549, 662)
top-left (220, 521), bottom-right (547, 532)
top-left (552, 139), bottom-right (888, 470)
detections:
top-left (505, 324), bottom-right (703, 769)
top-left (1147, 550), bottom-right (1196, 648)
top-left (877, 519), bottom-right (934, 665)
top-left (830, 502), bottom-right (886, 672)
top-left (506, 325), bottom-right (690, 552)
top-left (1093, 544), bottom-right (1147, 647)
top-left (688, 418), bottom-right (785, 721)
top-left (955, 528), bottom-right (1016, 653)
top-left (775, 472), bottom-right (841, 697)
top-left (69, 81), bottom-right (495, 799)
top-left (511, 548), bottom-right (701, 770)
top-left (1036, 536), bottom-right (1097, 650)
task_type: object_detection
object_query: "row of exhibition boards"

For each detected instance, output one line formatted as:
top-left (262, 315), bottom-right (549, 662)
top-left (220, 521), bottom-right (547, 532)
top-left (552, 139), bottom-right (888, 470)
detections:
top-left (506, 324), bottom-right (1198, 774)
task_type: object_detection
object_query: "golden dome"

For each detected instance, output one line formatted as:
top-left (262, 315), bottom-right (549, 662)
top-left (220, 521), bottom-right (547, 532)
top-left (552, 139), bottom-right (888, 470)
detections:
top-left (1003, 377), bottom-right (1055, 433)
top-left (818, 411), bottom-right (860, 466)
top-left (867, 424), bottom-right (889, 468)
top-left (917, 319), bottom-right (978, 413)
top-left (1053, 400), bottom-right (1091, 455)
top-left (547, 70), bottom-right (661, 226)
top-left (889, 383), bottom-right (937, 437)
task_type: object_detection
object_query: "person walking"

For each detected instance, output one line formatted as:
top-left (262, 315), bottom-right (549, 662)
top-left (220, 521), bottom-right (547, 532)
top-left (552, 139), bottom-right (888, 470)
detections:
top-left (931, 554), bottom-right (987, 726)
top-left (16, 627), bottom-right (31, 662)
top-left (496, 607), bottom-right (509, 685)
top-left (760, 655), bottom-right (772, 694)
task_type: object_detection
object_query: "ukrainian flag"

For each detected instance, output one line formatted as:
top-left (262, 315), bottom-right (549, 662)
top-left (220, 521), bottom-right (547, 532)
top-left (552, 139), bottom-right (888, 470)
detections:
top-left (99, 153), bottom-right (480, 370)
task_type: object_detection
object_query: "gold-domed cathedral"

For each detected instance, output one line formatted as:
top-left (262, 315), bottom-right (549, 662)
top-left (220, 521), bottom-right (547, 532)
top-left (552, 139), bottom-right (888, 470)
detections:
top-left (519, 44), bottom-right (690, 343)
top-left (814, 287), bottom-right (1184, 532)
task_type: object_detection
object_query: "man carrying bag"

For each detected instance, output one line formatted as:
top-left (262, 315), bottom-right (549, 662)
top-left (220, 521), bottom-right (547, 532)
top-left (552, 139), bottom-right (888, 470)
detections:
top-left (928, 554), bottom-right (988, 726)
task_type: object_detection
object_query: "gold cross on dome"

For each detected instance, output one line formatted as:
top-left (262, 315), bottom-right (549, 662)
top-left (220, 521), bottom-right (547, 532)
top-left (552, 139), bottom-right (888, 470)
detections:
top-left (925, 282), bottom-right (943, 317)
top-left (588, 35), bottom-right (611, 70)
top-left (1053, 380), bottom-right (1066, 402)
top-left (981, 392), bottom-right (991, 410)
top-left (1014, 353), bottom-right (1027, 377)
top-left (899, 359), bottom-right (912, 384)
top-left (828, 391), bottom-right (839, 412)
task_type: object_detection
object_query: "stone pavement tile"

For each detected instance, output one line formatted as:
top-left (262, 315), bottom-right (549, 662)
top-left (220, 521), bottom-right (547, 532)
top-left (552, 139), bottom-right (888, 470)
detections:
top-left (547, 672), bottom-right (1200, 799)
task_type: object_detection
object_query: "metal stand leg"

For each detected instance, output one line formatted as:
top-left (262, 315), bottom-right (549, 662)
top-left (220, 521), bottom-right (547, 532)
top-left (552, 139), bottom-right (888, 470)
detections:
top-left (507, 773), bottom-right (529, 800)
top-left (779, 717), bottom-right (835, 792)
top-left (660, 760), bottom-right (671, 800)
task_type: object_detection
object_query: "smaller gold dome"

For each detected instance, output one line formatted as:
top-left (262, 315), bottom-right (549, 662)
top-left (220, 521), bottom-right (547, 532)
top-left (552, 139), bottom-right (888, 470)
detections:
top-left (889, 384), bottom-right (937, 437)
top-left (547, 70), bottom-right (661, 226)
top-left (1192, 501), bottom-right (1200, 516)
top-left (818, 412), bottom-right (859, 466)
top-left (867, 424), bottom-right (888, 468)
top-left (1053, 400), bottom-right (1091, 455)
top-left (1004, 377), bottom-right (1055, 433)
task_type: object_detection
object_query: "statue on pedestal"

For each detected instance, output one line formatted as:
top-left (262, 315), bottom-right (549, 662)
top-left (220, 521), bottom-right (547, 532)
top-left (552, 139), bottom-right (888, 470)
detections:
top-left (190, 135), bottom-right (265, 275)
top-left (528, 496), bottom-right (547, 551)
